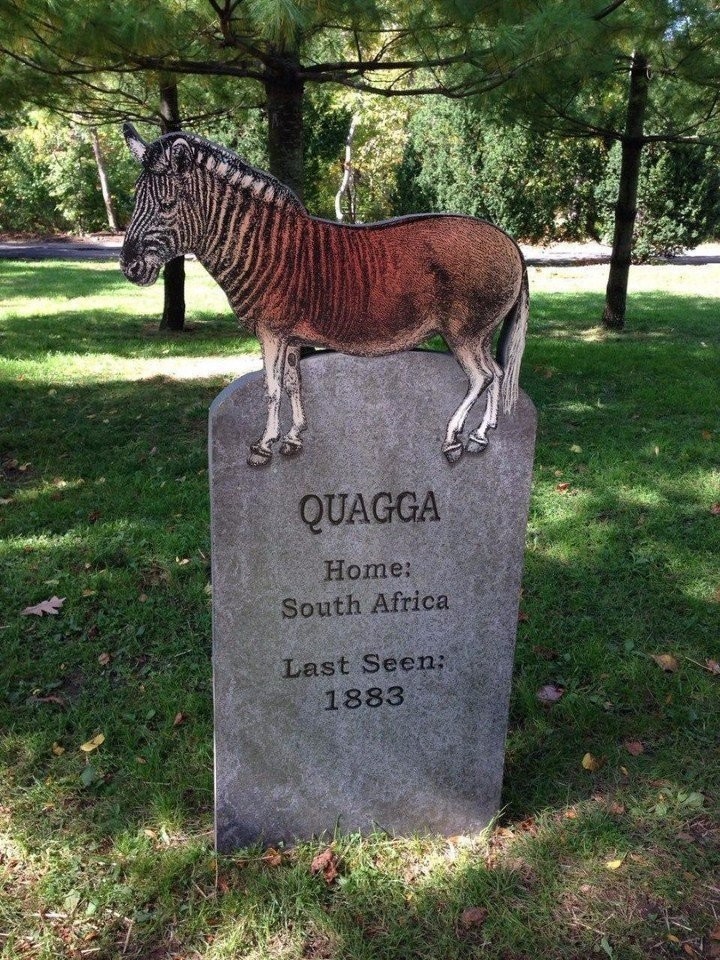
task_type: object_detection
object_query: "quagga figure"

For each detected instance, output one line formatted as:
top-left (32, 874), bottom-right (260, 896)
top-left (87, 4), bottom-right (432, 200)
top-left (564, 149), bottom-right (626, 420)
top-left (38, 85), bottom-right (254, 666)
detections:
top-left (120, 124), bottom-right (528, 467)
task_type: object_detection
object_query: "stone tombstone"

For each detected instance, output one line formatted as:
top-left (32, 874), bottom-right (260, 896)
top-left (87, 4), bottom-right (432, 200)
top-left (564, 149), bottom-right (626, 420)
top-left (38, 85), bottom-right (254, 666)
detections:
top-left (210, 351), bottom-right (536, 850)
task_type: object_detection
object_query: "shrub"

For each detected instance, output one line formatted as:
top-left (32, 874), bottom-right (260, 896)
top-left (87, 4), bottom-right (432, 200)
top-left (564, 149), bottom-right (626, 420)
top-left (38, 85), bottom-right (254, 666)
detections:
top-left (596, 141), bottom-right (720, 260)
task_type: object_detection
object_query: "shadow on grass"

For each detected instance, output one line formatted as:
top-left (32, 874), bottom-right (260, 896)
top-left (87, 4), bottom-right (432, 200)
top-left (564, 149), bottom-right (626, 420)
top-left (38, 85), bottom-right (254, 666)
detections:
top-left (0, 309), bottom-right (256, 362)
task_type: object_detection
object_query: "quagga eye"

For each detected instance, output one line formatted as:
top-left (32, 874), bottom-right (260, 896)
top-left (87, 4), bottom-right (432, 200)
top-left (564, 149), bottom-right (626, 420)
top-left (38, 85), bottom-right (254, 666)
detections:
top-left (159, 198), bottom-right (176, 213)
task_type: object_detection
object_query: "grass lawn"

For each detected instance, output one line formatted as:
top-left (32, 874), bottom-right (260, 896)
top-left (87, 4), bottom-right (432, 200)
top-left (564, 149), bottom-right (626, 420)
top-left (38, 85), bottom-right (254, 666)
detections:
top-left (0, 257), bottom-right (719, 960)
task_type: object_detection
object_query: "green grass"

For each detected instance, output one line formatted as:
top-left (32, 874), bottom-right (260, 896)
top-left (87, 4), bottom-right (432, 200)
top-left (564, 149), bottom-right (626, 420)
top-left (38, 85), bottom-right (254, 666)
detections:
top-left (1, 258), bottom-right (719, 959)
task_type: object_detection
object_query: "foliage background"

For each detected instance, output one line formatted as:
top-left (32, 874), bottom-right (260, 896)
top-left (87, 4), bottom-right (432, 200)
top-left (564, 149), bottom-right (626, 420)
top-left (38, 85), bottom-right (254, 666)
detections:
top-left (2, 95), bottom-right (719, 257)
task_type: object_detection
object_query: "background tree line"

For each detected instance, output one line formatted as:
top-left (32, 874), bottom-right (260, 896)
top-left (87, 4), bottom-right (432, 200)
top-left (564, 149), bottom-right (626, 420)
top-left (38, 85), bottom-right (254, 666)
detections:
top-left (3, 98), bottom-right (719, 265)
top-left (1, 0), bottom-right (719, 329)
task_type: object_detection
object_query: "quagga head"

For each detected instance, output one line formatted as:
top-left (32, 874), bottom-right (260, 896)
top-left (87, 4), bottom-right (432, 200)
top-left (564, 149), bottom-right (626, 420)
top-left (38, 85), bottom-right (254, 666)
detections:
top-left (120, 123), bottom-right (200, 286)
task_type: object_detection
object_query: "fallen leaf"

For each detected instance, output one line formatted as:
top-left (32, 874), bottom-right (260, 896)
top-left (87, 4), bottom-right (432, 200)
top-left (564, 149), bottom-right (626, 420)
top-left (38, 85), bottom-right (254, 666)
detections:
top-left (173, 712), bottom-right (185, 727)
top-left (570, 444), bottom-right (582, 453)
top-left (706, 659), bottom-right (720, 675)
top-left (21, 595), bottom-right (65, 616)
top-left (537, 683), bottom-right (565, 704)
top-left (582, 752), bottom-right (604, 772)
top-left (564, 808), bottom-right (578, 819)
top-left (710, 924), bottom-right (720, 941)
top-left (624, 740), bottom-right (645, 756)
top-left (263, 848), bottom-right (282, 867)
top-left (310, 847), bottom-right (339, 884)
top-left (52, 743), bottom-right (65, 756)
top-left (459, 906), bottom-right (489, 929)
top-left (0, 496), bottom-right (14, 505)
top-left (711, 503), bottom-right (720, 516)
top-left (98, 652), bottom-right (111, 666)
top-left (82, 589), bottom-right (97, 597)
top-left (667, 934), bottom-right (681, 944)
top-left (556, 482), bottom-right (571, 493)
top-left (80, 733), bottom-right (105, 753)
top-left (652, 653), bottom-right (679, 672)
top-left (605, 855), bottom-right (626, 870)
top-left (176, 557), bottom-right (190, 566)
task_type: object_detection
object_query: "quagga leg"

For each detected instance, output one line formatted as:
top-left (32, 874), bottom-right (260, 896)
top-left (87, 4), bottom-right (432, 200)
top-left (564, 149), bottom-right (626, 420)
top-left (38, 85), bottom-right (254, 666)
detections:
top-left (248, 331), bottom-right (287, 467)
top-left (442, 342), bottom-right (494, 464)
top-left (467, 347), bottom-right (503, 454)
top-left (279, 343), bottom-right (307, 457)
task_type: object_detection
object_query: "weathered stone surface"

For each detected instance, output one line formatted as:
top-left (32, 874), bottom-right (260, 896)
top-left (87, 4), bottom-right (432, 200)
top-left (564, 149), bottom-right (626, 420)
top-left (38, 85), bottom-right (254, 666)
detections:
top-left (210, 351), bottom-right (536, 850)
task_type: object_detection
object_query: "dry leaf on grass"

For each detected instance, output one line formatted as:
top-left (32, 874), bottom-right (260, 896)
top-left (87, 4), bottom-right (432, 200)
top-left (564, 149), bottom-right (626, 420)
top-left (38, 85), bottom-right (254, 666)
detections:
top-left (710, 503), bottom-right (720, 516)
top-left (98, 652), bottom-right (111, 666)
top-left (263, 848), bottom-right (282, 867)
top-left (582, 752), bottom-right (604, 772)
top-left (459, 906), bottom-right (489, 930)
top-left (79, 733), bottom-right (105, 753)
top-left (624, 740), bottom-right (645, 756)
top-left (21, 596), bottom-right (65, 616)
top-left (173, 712), bottom-right (185, 727)
top-left (310, 847), bottom-right (339, 884)
top-left (605, 856), bottom-right (626, 870)
top-left (537, 683), bottom-right (565, 704)
top-left (556, 482), bottom-right (571, 493)
top-left (705, 659), bottom-right (720, 675)
top-left (652, 653), bottom-right (679, 672)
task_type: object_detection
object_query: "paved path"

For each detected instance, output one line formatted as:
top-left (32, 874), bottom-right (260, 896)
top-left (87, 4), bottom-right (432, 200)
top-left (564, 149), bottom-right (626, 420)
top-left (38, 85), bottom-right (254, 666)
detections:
top-left (0, 235), bottom-right (123, 261)
top-left (1, 235), bottom-right (718, 266)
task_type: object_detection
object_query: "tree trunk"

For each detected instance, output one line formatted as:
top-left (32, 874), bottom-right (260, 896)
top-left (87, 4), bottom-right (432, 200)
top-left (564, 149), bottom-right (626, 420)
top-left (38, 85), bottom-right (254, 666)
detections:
top-left (159, 79), bottom-right (186, 332)
top-left (90, 129), bottom-right (118, 232)
top-left (335, 114), bottom-right (360, 222)
top-left (602, 52), bottom-right (650, 330)
top-left (264, 55), bottom-right (305, 202)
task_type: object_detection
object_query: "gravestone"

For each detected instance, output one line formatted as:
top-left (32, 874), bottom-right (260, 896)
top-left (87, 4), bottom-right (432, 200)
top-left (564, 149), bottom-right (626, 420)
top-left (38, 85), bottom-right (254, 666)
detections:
top-left (210, 351), bottom-right (536, 850)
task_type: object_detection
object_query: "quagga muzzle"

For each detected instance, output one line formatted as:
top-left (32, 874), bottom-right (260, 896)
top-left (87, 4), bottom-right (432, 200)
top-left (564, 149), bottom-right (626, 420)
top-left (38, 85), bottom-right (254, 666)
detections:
top-left (121, 123), bottom-right (529, 466)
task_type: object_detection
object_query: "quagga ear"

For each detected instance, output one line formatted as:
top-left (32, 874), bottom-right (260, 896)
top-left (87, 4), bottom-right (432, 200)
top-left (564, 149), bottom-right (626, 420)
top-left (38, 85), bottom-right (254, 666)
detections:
top-left (170, 139), bottom-right (194, 178)
top-left (123, 123), bottom-right (147, 164)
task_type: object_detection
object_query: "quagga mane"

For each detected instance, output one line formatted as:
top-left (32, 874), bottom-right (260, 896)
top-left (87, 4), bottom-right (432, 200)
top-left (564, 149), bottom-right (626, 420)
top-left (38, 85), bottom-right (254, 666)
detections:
top-left (120, 123), bottom-right (529, 466)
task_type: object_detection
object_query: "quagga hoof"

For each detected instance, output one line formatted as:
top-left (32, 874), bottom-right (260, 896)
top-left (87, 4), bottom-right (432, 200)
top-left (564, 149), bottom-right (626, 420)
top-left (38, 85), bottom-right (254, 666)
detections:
top-left (247, 444), bottom-right (272, 468)
top-left (279, 439), bottom-right (303, 457)
top-left (466, 435), bottom-right (489, 455)
top-left (442, 442), bottom-right (464, 465)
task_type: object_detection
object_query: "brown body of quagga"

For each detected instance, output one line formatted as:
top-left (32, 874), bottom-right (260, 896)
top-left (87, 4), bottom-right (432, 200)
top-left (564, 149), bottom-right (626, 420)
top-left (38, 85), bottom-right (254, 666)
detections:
top-left (120, 125), bottom-right (529, 466)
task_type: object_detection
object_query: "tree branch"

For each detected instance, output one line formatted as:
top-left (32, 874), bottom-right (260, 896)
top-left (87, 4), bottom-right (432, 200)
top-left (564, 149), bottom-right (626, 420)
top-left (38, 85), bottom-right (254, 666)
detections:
top-left (592, 0), bottom-right (630, 22)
